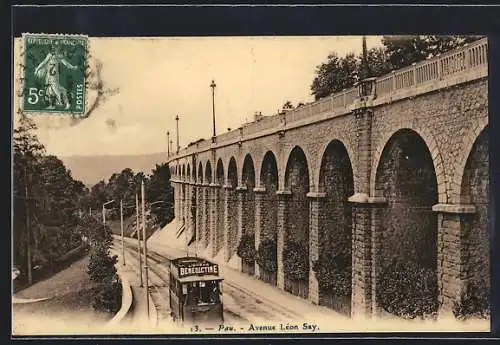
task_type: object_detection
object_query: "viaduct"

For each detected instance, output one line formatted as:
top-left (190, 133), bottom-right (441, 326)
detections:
top-left (167, 38), bottom-right (489, 318)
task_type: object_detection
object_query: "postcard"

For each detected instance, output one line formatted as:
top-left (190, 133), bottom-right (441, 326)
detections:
top-left (12, 33), bottom-right (490, 336)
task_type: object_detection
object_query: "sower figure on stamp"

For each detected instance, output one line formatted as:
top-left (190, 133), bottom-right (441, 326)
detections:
top-left (34, 45), bottom-right (78, 110)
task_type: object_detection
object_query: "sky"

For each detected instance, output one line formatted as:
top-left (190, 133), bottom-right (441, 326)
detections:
top-left (13, 36), bottom-right (382, 156)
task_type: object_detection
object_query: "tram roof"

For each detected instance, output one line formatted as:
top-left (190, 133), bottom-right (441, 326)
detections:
top-left (170, 256), bottom-right (217, 268)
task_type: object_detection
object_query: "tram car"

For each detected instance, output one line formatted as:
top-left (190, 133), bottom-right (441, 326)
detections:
top-left (169, 256), bottom-right (224, 324)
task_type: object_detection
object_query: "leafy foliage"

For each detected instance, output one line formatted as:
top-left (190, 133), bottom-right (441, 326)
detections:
top-left (236, 234), bottom-right (256, 261)
top-left (453, 279), bottom-right (490, 320)
top-left (146, 163), bottom-right (174, 228)
top-left (283, 241), bottom-right (309, 281)
top-left (13, 115), bottom-right (88, 282)
top-left (87, 242), bottom-right (118, 283)
top-left (377, 259), bottom-right (438, 320)
top-left (257, 238), bottom-right (277, 273)
top-left (313, 252), bottom-right (351, 297)
top-left (92, 279), bottom-right (122, 314)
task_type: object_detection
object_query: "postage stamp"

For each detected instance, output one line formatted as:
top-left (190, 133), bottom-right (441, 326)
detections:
top-left (21, 33), bottom-right (88, 115)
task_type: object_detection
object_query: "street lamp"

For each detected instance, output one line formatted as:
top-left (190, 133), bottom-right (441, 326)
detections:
top-left (166, 131), bottom-right (170, 157)
top-left (175, 115), bottom-right (180, 154)
top-left (210, 79), bottom-right (217, 143)
top-left (102, 200), bottom-right (115, 226)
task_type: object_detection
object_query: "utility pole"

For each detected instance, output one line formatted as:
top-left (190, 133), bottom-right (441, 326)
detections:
top-left (141, 180), bottom-right (150, 319)
top-left (136, 192), bottom-right (143, 287)
top-left (120, 199), bottom-right (125, 266)
top-left (210, 79), bottom-right (217, 143)
top-left (142, 180), bottom-right (148, 267)
top-left (175, 115), bottom-right (180, 154)
top-left (25, 168), bottom-right (32, 285)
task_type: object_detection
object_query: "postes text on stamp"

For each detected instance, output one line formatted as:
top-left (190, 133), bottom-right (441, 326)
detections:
top-left (22, 34), bottom-right (88, 115)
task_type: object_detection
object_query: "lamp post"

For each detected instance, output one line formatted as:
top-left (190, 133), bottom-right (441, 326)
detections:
top-left (102, 200), bottom-right (114, 226)
top-left (141, 180), bottom-right (148, 267)
top-left (210, 79), bottom-right (217, 143)
top-left (166, 131), bottom-right (170, 157)
top-left (175, 115), bottom-right (180, 154)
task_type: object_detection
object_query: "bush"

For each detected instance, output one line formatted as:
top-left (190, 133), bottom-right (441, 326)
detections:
top-left (377, 259), bottom-right (438, 319)
top-left (257, 239), bottom-right (277, 273)
top-left (453, 279), bottom-right (490, 320)
top-left (92, 276), bottom-right (122, 313)
top-left (313, 252), bottom-right (351, 296)
top-left (283, 241), bottom-right (309, 281)
top-left (87, 225), bottom-right (122, 314)
top-left (87, 242), bottom-right (118, 283)
top-left (237, 234), bottom-right (256, 261)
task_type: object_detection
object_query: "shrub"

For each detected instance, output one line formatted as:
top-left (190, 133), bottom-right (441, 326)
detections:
top-left (377, 259), bottom-right (438, 319)
top-left (283, 241), bottom-right (309, 281)
top-left (237, 234), bottom-right (256, 261)
top-left (313, 251), bottom-right (351, 296)
top-left (453, 279), bottom-right (490, 320)
top-left (92, 275), bottom-right (122, 313)
top-left (87, 241), bottom-right (118, 283)
top-left (257, 238), bottom-right (277, 273)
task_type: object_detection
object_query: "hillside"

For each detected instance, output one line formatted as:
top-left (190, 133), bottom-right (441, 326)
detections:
top-left (60, 152), bottom-right (169, 186)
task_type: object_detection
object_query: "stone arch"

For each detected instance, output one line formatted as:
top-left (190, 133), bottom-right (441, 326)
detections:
top-left (281, 145), bottom-right (314, 191)
top-left (192, 162), bottom-right (197, 182)
top-left (198, 161), bottom-right (203, 184)
top-left (283, 145), bottom-right (310, 299)
top-left (205, 160), bottom-right (213, 184)
top-left (459, 125), bottom-right (489, 303)
top-left (187, 164), bottom-right (191, 182)
top-left (454, 117), bottom-right (489, 204)
top-left (240, 153), bottom-right (256, 276)
top-left (227, 157), bottom-right (238, 187)
top-left (258, 150), bottom-right (279, 286)
top-left (373, 128), bottom-right (439, 317)
top-left (216, 159), bottom-right (225, 185)
top-left (371, 125), bottom-right (446, 203)
top-left (315, 138), bottom-right (357, 193)
top-left (226, 157), bottom-right (239, 259)
top-left (214, 159), bottom-right (225, 255)
top-left (317, 140), bottom-right (354, 315)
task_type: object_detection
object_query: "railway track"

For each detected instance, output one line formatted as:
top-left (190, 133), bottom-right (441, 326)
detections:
top-left (120, 239), bottom-right (304, 322)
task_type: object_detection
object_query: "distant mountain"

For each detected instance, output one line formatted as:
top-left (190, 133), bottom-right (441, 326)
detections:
top-left (60, 152), bottom-right (169, 186)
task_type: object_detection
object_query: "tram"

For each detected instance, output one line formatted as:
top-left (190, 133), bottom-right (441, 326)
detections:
top-left (169, 256), bottom-right (224, 324)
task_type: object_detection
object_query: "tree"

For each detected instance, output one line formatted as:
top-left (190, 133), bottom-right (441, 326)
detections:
top-left (13, 115), bottom-right (45, 280)
top-left (381, 35), bottom-right (484, 70)
top-left (282, 101), bottom-right (294, 110)
top-left (311, 52), bottom-right (358, 100)
top-left (146, 163), bottom-right (174, 228)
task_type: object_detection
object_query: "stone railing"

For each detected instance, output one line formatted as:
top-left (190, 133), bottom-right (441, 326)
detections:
top-left (170, 38), bottom-right (487, 161)
top-left (376, 37), bottom-right (488, 98)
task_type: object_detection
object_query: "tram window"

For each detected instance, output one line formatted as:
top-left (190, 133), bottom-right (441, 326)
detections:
top-left (198, 280), bottom-right (220, 305)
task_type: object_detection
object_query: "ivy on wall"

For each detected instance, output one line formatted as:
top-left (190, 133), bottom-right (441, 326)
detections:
top-left (236, 234), bottom-right (256, 261)
top-left (257, 238), bottom-right (277, 273)
top-left (283, 241), bottom-right (309, 281)
top-left (313, 252), bottom-right (351, 297)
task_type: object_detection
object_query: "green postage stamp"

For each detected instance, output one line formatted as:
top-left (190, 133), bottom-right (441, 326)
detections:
top-left (21, 33), bottom-right (88, 115)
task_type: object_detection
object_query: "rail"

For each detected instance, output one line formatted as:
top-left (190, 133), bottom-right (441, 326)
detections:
top-left (170, 38), bottom-right (488, 162)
